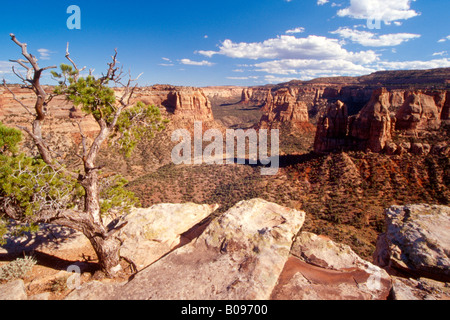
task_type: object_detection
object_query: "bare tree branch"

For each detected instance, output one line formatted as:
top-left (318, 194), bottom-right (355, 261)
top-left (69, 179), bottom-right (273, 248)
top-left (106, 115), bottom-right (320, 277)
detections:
top-left (65, 42), bottom-right (86, 81)
top-left (74, 120), bottom-right (88, 159)
top-left (11, 66), bottom-right (31, 86)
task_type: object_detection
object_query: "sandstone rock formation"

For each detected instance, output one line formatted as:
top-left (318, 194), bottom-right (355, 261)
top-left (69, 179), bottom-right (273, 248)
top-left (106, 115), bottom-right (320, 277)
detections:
top-left (271, 232), bottom-right (392, 300)
top-left (313, 100), bottom-right (349, 152)
top-left (62, 199), bottom-right (405, 301)
top-left (390, 276), bottom-right (450, 300)
top-left (0, 84), bottom-right (219, 139)
top-left (395, 91), bottom-right (443, 132)
top-left (109, 198), bottom-right (305, 300)
top-left (350, 88), bottom-right (393, 153)
top-left (313, 88), bottom-right (449, 153)
top-left (258, 88), bottom-right (311, 131)
top-left (201, 86), bottom-right (243, 106)
top-left (3, 199), bottom-right (448, 300)
top-left (0, 84), bottom-right (222, 178)
top-left (374, 204), bottom-right (450, 282)
top-left (0, 279), bottom-right (27, 300)
top-left (314, 88), bottom-right (395, 153)
top-left (117, 203), bottom-right (219, 270)
top-left (239, 87), bottom-right (272, 106)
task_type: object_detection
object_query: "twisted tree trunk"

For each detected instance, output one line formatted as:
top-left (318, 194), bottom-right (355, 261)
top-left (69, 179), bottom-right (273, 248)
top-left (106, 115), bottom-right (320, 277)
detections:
top-left (6, 34), bottom-right (128, 277)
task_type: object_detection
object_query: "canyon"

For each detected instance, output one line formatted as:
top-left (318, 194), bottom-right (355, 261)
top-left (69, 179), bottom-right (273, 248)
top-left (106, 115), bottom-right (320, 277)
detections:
top-left (0, 67), bottom-right (449, 300)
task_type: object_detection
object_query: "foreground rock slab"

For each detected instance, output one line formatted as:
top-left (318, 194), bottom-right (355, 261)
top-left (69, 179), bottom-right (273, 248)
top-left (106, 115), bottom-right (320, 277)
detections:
top-left (271, 232), bottom-right (392, 300)
top-left (0, 280), bottom-right (27, 300)
top-left (374, 204), bottom-right (450, 282)
top-left (117, 203), bottom-right (219, 270)
top-left (110, 199), bottom-right (305, 300)
top-left (390, 276), bottom-right (450, 300)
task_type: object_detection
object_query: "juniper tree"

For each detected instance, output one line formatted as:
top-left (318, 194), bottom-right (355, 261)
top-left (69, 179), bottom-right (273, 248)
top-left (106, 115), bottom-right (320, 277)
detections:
top-left (1, 34), bottom-right (167, 276)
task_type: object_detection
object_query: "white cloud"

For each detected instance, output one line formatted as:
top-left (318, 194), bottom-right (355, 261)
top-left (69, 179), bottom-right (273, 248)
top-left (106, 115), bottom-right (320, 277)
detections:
top-left (376, 58), bottom-right (450, 70)
top-left (162, 57), bottom-right (172, 61)
top-left (180, 59), bottom-right (214, 66)
top-left (438, 35), bottom-right (450, 43)
top-left (285, 27), bottom-right (305, 34)
top-left (37, 48), bottom-right (52, 60)
top-left (337, 0), bottom-right (419, 23)
top-left (0, 61), bottom-right (14, 74)
top-left (197, 35), bottom-right (379, 64)
top-left (432, 51), bottom-right (448, 57)
top-left (254, 58), bottom-right (376, 78)
top-left (226, 76), bottom-right (259, 80)
top-left (317, 0), bottom-right (329, 5)
top-left (331, 27), bottom-right (420, 47)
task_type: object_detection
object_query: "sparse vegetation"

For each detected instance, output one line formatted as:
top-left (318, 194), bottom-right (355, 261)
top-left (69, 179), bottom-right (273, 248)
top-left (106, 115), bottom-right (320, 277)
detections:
top-left (0, 255), bottom-right (37, 282)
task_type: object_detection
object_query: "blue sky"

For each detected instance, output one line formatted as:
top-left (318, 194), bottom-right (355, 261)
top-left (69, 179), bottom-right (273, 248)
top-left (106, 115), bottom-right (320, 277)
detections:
top-left (1, 0), bottom-right (449, 87)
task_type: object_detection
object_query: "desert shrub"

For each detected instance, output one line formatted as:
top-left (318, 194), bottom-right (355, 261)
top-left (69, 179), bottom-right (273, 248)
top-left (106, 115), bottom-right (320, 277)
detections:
top-left (0, 255), bottom-right (37, 282)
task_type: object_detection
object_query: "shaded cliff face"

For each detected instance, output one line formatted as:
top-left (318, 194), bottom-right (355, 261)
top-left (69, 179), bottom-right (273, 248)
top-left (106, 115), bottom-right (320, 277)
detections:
top-left (314, 88), bottom-right (450, 154)
top-left (313, 100), bottom-right (349, 153)
top-left (259, 88), bottom-right (310, 130)
top-left (395, 90), bottom-right (445, 131)
top-left (240, 87), bottom-right (273, 106)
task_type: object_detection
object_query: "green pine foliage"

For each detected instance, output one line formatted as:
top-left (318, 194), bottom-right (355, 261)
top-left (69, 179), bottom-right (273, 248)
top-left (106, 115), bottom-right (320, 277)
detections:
top-left (0, 121), bottom-right (22, 154)
top-left (53, 64), bottom-right (116, 124)
top-left (112, 101), bottom-right (169, 157)
top-left (0, 122), bottom-right (140, 244)
top-left (99, 173), bottom-right (140, 216)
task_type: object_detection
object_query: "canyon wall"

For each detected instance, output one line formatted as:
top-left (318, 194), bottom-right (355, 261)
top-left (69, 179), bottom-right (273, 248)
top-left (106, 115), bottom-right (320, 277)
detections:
top-left (314, 88), bottom-right (450, 154)
top-left (202, 86), bottom-right (243, 106)
top-left (258, 87), bottom-right (312, 132)
top-left (0, 84), bottom-right (221, 177)
top-left (131, 85), bottom-right (216, 126)
top-left (0, 84), bottom-right (217, 131)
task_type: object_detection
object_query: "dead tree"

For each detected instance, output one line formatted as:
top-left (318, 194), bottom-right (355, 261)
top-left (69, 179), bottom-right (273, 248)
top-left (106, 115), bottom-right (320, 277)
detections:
top-left (2, 34), bottom-right (163, 276)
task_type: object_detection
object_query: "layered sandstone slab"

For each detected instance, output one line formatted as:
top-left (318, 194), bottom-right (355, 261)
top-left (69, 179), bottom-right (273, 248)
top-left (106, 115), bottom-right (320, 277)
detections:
top-left (271, 232), bottom-right (392, 300)
top-left (109, 199), bottom-right (305, 300)
top-left (117, 203), bottom-right (219, 270)
top-left (374, 204), bottom-right (450, 282)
